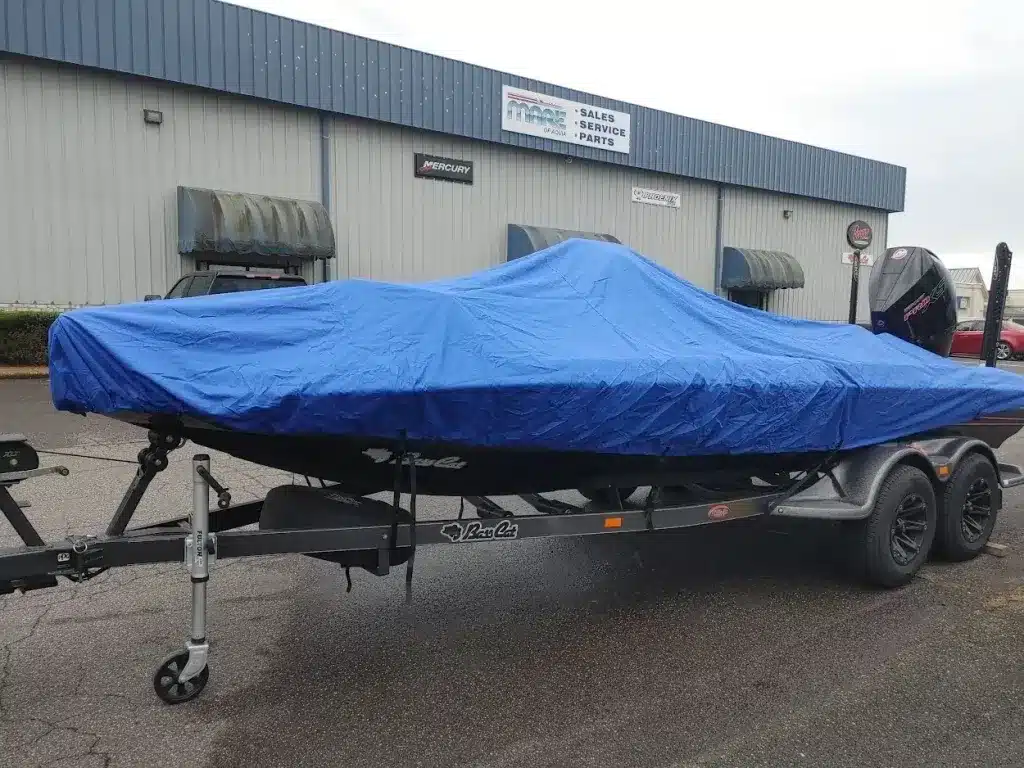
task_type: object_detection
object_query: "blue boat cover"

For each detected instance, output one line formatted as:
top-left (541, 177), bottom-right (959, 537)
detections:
top-left (48, 240), bottom-right (1024, 456)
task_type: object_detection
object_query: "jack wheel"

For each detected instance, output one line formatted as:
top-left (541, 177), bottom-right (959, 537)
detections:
top-left (153, 651), bottom-right (209, 705)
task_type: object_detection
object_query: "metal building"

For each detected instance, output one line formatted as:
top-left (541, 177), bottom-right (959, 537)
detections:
top-left (0, 0), bottom-right (906, 321)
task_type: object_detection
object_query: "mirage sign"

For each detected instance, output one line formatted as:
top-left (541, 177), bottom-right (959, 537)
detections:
top-left (501, 85), bottom-right (631, 155)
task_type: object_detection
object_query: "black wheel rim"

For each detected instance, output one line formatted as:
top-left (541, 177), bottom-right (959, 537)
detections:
top-left (890, 493), bottom-right (928, 566)
top-left (961, 478), bottom-right (992, 543)
top-left (154, 654), bottom-right (206, 704)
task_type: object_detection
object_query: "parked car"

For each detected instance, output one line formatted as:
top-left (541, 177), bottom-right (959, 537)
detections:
top-left (145, 270), bottom-right (307, 301)
top-left (950, 318), bottom-right (1024, 360)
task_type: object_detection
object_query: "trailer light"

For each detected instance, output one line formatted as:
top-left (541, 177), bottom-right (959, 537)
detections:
top-left (604, 517), bottom-right (623, 529)
top-left (937, 465), bottom-right (950, 478)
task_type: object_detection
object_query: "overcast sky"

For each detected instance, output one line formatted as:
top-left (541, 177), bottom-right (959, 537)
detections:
top-left (230, 0), bottom-right (1023, 286)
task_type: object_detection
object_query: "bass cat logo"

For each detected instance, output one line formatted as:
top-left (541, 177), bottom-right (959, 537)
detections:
top-left (362, 448), bottom-right (467, 470)
top-left (440, 520), bottom-right (519, 543)
top-left (708, 504), bottom-right (730, 520)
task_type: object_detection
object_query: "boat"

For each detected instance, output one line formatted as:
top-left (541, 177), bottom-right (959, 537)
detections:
top-left (6, 239), bottom-right (1024, 704)
top-left (45, 239), bottom-right (1024, 498)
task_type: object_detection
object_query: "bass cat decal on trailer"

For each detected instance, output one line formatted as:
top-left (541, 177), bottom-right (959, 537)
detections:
top-left (440, 520), bottom-right (520, 543)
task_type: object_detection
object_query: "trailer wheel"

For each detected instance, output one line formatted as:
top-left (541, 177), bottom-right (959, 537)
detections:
top-left (854, 464), bottom-right (936, 588)
top-left (578, 486), bottom-right (637, 506)
top-left (935, 453), bottom-right (998, 562)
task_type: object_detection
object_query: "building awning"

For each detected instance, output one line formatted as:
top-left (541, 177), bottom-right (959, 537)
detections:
top-left (721, 247), bottom-right (805, 291)
top-left (507, 224), bottom-right (620, 261)
top-left (177, 186), bottom-right (335, 265)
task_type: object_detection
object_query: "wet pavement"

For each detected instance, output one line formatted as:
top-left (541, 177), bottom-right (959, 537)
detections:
top-left (1, 378), bottom-right (1023, 768)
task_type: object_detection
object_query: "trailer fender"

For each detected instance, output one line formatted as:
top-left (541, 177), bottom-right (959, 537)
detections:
top-left (771, 438), bottom-right (1013, 521)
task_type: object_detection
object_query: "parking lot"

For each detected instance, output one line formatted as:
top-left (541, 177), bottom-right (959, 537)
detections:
top-left (2, 377), bottom-right (1024, 768)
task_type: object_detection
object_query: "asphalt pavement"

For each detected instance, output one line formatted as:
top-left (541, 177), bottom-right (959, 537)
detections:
top-left (2, 378), bottom-right (1023, 768)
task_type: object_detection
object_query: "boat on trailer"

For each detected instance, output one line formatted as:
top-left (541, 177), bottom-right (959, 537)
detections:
top-left (3, 239), bottom-right (1024, 704)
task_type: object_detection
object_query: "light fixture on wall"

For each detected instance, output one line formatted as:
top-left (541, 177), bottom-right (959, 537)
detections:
top-left (143, 108), bottom-right (164, 125)
top-left (782, 209), bottom-right (793, 219)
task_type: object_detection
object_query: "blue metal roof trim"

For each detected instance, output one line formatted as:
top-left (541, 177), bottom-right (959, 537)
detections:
top-left (0, 0), bottom-right (906, 211)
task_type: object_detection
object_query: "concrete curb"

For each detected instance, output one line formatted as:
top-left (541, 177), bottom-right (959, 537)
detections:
top-left (0, 366), bottom-right (49, 380)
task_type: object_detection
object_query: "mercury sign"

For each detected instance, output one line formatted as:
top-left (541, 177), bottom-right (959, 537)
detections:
top-left (501, 85), bottom-right (631, 155)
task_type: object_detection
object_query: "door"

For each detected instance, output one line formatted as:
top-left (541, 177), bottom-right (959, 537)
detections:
top-left (951, 320), bottom-right (984, 355)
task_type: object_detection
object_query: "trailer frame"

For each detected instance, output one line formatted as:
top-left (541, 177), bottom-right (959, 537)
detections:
top-left (2, 429), bottom-right (1022, 704)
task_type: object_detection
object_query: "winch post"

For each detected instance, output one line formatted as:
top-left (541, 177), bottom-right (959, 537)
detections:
top-left (105, 431), bottom-right (179, 536)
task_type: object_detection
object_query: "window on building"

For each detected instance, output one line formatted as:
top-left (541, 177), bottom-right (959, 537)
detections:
top-left (728, 290), bottom-right (768, 311)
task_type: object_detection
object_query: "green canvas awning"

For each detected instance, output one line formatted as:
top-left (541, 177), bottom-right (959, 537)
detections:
top-left (721, 247), bottom-right (804, 290)
top-left (177, 186), bottom-right (335, 265)
top-left (507, 224), bottom-right (620, 261)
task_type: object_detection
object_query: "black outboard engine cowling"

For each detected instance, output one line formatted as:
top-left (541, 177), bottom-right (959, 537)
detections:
top-left (868, 246), bottom-right (958, 357)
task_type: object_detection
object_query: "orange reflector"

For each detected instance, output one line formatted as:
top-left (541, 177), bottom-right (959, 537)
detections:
top-left (937, 465), bottom-right (950, 478)
top-left (604, 517), bottom-right (623, 529)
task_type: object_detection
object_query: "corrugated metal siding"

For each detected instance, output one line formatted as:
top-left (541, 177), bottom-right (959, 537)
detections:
top-left (330, 117), bottom-right (717, 285)
top-left (949, 267), bottom-right (984, 286)
top-left (0, 56), bottom-right (320, 305)
top-left (955, 284), bottom-right (986, 321)
top-left (721, 186), bottom-right (889, 322)
top-left (0, 0), bottom-right (906, 212)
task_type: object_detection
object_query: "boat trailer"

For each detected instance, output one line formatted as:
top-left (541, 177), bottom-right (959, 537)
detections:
top-left (2, 430), bottom-right (1022, 704)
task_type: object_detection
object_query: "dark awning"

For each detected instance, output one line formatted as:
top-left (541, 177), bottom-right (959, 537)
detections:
top-left (177, 186), bottom-right (335, 265)
top-left (721, 247), bottom-right (804, 290)
top-left (507, 224), bottom-right (620, 261)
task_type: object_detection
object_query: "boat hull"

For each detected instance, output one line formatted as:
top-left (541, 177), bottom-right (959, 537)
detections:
top-left (109, 407), bottom-right (1024, 497)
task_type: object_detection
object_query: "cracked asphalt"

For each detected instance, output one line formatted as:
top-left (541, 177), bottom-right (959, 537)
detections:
top-left (1, 377), bottom-right (1023, 768)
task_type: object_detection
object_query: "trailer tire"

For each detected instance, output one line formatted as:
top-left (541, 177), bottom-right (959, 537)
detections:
top-left (935, 452), bottom-right (999, 562)
top-left (854, 464), bottom-right (936, 588)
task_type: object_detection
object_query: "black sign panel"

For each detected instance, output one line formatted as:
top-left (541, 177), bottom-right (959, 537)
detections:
top-left (846, 220), bottom-right (873, 250)
top-left (414, 153), bottom-right (474, 184)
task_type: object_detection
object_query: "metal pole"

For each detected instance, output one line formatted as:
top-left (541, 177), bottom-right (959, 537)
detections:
top-left (179, 454), bottom-right (212, 683)
top-left (319, 111), bottom-right (332, 283)
top-left (848, 250), bottom-right (861, 324)
top-left (713, 185), bottom-right (724, 296)
top-left (981, 242), bottom-right (1014, 367)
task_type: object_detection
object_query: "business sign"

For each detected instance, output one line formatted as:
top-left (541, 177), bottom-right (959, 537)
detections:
top-left (501, 85), bottom-right (631, 155)
top-left (631, 187), bottom-right (680, 208)
top-left (842, 251), bottom-right (876, 267)
top-left (846, 220), bottom-right (873, 250)
top-left (414, 153), bottom-right (474, 184)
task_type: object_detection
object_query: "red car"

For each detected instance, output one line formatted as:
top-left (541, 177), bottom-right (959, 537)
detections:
top-left (950, 319), bottom-right (1024, 360)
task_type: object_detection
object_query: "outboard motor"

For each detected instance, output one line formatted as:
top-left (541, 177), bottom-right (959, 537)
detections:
top-left (868, 246), bottom-right (958, 357)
